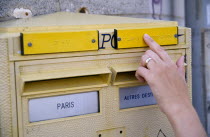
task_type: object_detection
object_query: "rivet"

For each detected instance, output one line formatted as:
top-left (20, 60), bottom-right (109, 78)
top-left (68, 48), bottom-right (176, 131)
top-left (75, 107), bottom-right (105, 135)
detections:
top-left (28, 42), bottom-right (32, 47)
top-left (92, 39), bottom-right (96, 43)
top-left (117, 37), bottom-right (121, 41)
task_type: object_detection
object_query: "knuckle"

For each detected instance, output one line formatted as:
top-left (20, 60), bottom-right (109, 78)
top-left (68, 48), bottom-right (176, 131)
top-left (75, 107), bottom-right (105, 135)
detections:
top-left (156, 46), bottom-right (164, 53)
top-left (135, 72), bottom-right (139, 77)
top-left (154, 64), bottom-right (166, 73)
top-left (141, 55), bottom-right (147, 63)
top-left (136, 67), bottom-right (141, 73)
top-left (146, 50), bottom-right (154, 57)
top-left (141, 57), bottom-right (145, 64)
top-left (145, 50), bottom-right (152, 55)
top-left (149, 37), bottom-right (155, 43)
top-left (160, 63), bottom-right (176, 73)
top-left (141, 54), bottom-right (146, 59)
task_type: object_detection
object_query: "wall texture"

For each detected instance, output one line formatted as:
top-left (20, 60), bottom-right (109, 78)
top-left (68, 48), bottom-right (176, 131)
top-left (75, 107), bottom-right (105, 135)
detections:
top-left (203, 29), bottom-right (210, 137)
top-left (0, 0), bottom-right (185, 26)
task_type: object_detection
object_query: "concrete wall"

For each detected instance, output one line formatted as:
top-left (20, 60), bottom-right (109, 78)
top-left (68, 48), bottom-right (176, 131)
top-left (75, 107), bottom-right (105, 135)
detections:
top-left (203, 29), bottom-right (210, 137)
top-left (0, 0), bottom-right (185, 26)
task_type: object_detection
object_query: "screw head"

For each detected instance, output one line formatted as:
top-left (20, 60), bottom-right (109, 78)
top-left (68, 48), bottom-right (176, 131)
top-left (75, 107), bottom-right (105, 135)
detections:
top-left (28, 42), bottom-right (32, 47)
top-left (92, 39), bottom-right (96, 43)
top-left (117, 37), bottom-right (121, 41)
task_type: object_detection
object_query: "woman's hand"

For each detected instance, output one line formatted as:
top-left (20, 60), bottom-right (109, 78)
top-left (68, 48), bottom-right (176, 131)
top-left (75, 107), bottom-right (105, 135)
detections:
top-left (135, 34), bottom-right (189, 115)
top-left (135, 34), bottom-right (207, 137)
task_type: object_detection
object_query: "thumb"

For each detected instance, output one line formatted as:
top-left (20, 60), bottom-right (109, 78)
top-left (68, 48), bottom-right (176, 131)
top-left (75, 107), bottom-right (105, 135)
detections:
top-left (176, 56), bottom-right (185, 77)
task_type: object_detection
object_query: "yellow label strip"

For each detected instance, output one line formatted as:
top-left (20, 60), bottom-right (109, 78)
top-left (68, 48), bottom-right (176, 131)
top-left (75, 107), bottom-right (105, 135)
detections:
top-left (114, 27), bottom-right (178, 49)
top-left (21, 30), bottom-right (99, 55)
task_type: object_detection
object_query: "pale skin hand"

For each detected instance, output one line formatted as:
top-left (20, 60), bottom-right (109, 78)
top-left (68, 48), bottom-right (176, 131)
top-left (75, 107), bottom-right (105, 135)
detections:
top-left (135, 34), bottom-right (207, 137)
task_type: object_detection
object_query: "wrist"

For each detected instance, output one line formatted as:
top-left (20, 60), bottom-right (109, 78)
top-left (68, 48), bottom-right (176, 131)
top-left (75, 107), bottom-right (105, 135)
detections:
top-left (163, 101), bottom-right (207, 137)
top-left (163, 99), bottom-right (194, 119)
top-left (164, 100), bottom-right (198, 130)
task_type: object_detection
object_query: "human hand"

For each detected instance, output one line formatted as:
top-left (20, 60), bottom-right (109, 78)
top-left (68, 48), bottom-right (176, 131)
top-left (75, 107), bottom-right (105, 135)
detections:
top-left (135, 34), bottom-right (207, 137)
top-left (135, 34), bottom-right (190, 115)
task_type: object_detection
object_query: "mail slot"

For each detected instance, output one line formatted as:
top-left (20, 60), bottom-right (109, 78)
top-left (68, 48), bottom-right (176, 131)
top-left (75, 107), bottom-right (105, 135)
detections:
top-left (110, 50), bottom-right (186, 112)
top-left (111, 49), bottom-right (186, 86)
top-left (20, 63), bottom-right (111, 96)
top-left (0, 12), bottom-right (192, 137)
top-left (111, 63), bottom-right (139, 85)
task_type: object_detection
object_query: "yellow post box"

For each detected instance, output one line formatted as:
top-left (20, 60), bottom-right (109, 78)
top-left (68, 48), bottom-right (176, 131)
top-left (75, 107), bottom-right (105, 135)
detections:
top-left (0, 12), bottom-right (191, 137)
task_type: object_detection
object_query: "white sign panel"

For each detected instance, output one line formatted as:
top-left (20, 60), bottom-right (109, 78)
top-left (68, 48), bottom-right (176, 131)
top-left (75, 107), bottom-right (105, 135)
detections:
top-left (120, 85), bottom-right (156, 109)
top-left (29, 91), bottom-right (99, 122)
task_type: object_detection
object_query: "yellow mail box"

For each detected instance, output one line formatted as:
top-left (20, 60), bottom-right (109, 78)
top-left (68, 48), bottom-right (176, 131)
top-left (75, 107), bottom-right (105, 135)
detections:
top-left (0, 12), bottom-right (191, 137)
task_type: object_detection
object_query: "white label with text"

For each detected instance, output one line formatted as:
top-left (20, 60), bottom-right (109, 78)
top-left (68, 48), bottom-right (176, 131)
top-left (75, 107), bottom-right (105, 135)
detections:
top-left (29, 91), bottom-right (99, 122)
top-left (120, 85), bottom-right (156, 109)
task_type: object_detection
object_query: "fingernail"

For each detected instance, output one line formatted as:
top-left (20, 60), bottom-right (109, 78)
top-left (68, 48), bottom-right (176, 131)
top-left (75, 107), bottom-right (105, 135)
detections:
top-left (181, 56), bottom-right (185, 66)
top-left (144, 34), bottom-right (154, 42)
top-left (182, 56), bottom-right (185, 62)
top-left (144, 34), bottom-right (150, 39)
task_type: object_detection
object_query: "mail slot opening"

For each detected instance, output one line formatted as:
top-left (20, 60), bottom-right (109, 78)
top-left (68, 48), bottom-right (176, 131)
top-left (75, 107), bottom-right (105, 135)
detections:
top-left (24, 74), bottom-right (110, 94)
top-left (111, 63), bottom-right (140, 86)
top-left (115, 71), bottom-right (138, 85)
top-left (28, 91), bottom-right (100, 122)
top-left (119, 85), bottom-right (156, 109)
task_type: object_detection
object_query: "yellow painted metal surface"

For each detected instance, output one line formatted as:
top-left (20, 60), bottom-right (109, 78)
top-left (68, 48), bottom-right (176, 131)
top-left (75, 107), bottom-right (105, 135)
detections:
top-left (0, 12), bottom-right (178, 33)
top-left (115, 27), bottom-right (178, 49)
top-left (21, 30), bottom-right (98, 55)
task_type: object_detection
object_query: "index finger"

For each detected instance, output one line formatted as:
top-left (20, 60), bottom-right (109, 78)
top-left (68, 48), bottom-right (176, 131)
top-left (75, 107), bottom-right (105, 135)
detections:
top-left (143, 34), bottom-right (172, 63)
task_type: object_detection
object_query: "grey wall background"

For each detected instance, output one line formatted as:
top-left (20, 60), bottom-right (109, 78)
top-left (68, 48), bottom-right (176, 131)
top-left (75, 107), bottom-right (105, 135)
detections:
top-left (0, 0), bottom-right (185, 26)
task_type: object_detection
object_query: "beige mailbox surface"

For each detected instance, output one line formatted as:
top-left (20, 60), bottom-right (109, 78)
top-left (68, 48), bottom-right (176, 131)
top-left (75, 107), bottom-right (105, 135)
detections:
top-left (0, 12), bottom-right (191, 137)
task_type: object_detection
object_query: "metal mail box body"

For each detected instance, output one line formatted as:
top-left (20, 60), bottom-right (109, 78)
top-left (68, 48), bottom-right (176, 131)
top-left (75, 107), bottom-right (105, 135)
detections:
top-left (0, 12), bottom-right (191, 137)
